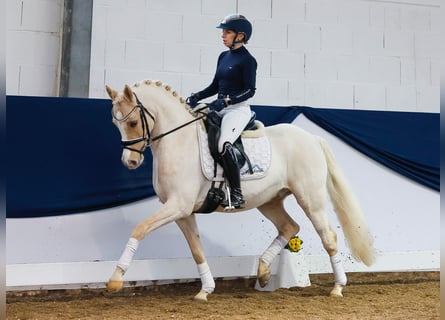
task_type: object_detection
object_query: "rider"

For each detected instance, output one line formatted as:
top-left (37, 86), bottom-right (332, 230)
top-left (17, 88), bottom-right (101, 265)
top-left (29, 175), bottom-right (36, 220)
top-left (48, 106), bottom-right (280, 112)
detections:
top-left (187, 14), bottom-right (257, 209)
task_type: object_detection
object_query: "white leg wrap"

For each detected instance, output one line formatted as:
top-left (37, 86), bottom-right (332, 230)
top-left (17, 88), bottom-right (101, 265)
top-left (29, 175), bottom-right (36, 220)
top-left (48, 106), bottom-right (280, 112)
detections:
top-left (197, 262), bottom-right (215, 294)
top-left (117, 237), bottom-right (139, 273)
top-left (260, 235), bottom-right (288, 267)
top-left (330, 253), bottom-right (347, 286)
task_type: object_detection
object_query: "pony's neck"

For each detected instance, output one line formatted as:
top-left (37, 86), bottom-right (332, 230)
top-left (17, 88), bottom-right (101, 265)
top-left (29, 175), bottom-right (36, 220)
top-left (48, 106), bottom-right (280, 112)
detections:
top-left (133, 81), bottom-right (197, 147)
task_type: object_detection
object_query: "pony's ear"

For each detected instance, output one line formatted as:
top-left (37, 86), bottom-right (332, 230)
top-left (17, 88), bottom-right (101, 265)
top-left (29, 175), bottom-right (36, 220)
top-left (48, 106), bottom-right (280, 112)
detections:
top-left (105, 85), bottom-right (118, 100)
top-left (123, 84), bottom-right (134, 103)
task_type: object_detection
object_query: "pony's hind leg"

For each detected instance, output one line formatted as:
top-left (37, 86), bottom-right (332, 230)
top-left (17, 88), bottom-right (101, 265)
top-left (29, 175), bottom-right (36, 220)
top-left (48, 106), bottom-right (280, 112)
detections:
top-left (175, 215), bottom-right (215, 302)
top-left (296, 187), bottom-right (346, 297)
top-left (256, 195), bottom-right (300, 288)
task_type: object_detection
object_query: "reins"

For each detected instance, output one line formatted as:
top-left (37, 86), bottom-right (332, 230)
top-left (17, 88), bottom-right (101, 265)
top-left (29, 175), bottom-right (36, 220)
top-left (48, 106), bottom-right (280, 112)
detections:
top-left (150, 104), bottom-right (208, 143)
top-left (113, 92), bottom-right (207, 154)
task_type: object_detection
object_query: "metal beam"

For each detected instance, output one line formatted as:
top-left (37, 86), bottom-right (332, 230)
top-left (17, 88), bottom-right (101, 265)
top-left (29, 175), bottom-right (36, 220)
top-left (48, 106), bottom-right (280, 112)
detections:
top-left (59, 0), bottom-right (93, 97)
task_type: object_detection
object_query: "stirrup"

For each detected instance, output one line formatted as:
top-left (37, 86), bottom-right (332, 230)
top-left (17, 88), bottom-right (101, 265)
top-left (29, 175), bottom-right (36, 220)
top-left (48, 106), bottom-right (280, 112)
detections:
top-left (222, 185), bottom-right (245, 211)
top-left (223, 197), bottom-right (245, 211)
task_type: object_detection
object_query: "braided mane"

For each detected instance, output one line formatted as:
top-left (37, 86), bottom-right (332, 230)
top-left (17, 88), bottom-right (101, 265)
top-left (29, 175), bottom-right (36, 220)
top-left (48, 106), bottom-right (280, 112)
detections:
top-left (131, 79), bottom-right (199, 117)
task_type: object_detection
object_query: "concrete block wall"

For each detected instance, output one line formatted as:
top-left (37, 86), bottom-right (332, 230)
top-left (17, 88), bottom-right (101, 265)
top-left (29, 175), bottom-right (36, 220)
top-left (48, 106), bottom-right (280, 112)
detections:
top-left (7, 0), bottom-right (440, 113)
top-left (89, 0), bottom-right (439, 112)
top-left (6, 0), bottom-right (64, 96)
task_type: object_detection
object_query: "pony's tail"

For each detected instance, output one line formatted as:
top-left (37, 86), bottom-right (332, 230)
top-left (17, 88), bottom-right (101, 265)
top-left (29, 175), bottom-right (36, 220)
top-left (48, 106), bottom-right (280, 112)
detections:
top-left (318, 137), bottom-right (376, 266)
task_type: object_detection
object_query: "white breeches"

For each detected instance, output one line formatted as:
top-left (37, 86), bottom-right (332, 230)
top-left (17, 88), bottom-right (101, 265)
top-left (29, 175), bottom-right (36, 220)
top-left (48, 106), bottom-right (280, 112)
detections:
top-left (217, 101), bottom-right (252, 153)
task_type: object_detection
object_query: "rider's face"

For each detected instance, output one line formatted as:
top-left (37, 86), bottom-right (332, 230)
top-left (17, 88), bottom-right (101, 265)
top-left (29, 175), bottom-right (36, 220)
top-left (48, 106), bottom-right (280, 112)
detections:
top-left (221, 29), bottom-right (236, 47)
top-left (221, 29), bottom-right (244, 48)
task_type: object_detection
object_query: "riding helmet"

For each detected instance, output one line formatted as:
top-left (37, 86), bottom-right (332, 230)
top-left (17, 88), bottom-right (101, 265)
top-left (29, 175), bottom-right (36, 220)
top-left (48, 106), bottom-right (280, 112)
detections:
top-left (216, 14), bottom-right (253, 43)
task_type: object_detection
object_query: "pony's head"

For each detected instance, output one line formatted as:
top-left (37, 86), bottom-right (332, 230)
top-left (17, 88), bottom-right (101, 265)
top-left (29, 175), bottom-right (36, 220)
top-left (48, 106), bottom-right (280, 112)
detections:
top-left (106, 84), bottom-right (152, 169)
top-left (106, 80), bottom-right (201, 169)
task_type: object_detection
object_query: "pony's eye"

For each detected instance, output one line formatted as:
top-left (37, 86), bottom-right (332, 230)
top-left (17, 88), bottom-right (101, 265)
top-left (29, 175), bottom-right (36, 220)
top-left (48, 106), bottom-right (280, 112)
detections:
top-left (129, 120), bottom-right (138, 128)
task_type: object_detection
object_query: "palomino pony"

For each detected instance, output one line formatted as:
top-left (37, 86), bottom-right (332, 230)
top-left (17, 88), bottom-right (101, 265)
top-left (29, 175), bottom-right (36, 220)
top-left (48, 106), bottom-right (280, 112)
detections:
top-left (105, 80), bottom-right (375, 300)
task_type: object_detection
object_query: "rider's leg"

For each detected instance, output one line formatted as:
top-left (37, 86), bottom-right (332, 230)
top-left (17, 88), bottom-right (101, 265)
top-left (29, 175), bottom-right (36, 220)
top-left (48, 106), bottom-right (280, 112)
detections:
top-left (218, 104), bottom-right (251, 208)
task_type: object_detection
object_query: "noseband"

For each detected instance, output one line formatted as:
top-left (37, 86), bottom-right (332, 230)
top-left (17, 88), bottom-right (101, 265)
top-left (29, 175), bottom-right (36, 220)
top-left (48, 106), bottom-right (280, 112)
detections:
top-left (112, 92), bottom-right (206, 155)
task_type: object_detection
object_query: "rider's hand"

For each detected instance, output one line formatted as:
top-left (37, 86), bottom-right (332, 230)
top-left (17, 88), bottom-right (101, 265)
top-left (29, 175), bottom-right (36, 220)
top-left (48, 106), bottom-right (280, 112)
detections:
top-left (186, 93), bottom-right (200, 108)
top-left (208, 98), bottom-right (227, 111)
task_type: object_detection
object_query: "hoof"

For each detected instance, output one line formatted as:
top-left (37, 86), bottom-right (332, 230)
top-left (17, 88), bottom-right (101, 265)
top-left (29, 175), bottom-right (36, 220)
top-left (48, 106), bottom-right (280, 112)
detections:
top-left (107, 280), bottom-right (124, 292)
top-left (193, 289), bottom-right (209, 302)
top-left (257, 259), bottom-right (271, 288)
top-left (329, 284), bottom-right (344, 297)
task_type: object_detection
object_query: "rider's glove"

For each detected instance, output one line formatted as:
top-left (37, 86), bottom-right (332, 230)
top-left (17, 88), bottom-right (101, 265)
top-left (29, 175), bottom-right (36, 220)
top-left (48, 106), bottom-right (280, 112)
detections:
top-left (208, 98), bottom-right (228, 111)
top-left (186, 93), bottom-right (200, 108)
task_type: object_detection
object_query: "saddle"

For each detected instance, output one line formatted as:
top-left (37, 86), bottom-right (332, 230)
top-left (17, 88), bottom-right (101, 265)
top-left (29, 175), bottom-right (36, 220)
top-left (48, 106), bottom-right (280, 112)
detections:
top-left (197, 110), bottom-right (262, 214)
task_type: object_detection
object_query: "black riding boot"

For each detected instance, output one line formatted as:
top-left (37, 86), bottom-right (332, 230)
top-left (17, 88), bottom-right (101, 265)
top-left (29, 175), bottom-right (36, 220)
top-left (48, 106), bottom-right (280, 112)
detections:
top-left (220, 142), bottom-right (245, 209)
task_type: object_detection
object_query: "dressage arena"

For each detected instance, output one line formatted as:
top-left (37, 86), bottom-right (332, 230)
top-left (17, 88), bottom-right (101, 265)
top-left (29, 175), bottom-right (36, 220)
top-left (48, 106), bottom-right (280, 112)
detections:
top-left (6, 1), bottom-right (440, 319)
top-left (6, 272), bottom-right (439, 319)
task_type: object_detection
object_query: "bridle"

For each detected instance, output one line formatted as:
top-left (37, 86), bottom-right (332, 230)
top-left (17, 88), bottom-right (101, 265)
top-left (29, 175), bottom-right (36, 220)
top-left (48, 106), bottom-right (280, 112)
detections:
top-left (112, 93), bottom-right (154, 155)
top-left (112, 92), bottom-right (206, 155)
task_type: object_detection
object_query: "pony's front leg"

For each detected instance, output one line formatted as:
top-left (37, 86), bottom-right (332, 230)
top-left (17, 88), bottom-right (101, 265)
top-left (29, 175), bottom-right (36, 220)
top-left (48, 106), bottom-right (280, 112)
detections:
top-left (107, 237), bottom-right (139, 291)
top-left (107, 201), bottom-right (189, 292)
top-left (176, 215), bottom-right (215, 302)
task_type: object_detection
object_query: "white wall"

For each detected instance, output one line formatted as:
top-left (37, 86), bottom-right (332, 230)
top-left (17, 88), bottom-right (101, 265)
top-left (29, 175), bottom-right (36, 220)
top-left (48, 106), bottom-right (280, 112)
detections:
top-left (6, 1), bottom-right (440, 112)
top-left (6, 0), bottom-right (64, 96)
top-left (88, 0), bottom-right (440, 112)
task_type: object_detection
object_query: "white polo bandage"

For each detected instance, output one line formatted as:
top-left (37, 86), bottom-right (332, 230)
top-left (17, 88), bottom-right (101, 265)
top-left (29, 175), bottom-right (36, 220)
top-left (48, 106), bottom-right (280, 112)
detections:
top-left (117, 237), bottom-right (139, 272)
top-left (197, 261), bottom-right (215, 294)
top-left (330, 253), bottom-right (347, 286)
top-left (260, 235), bottom-right (288, 266)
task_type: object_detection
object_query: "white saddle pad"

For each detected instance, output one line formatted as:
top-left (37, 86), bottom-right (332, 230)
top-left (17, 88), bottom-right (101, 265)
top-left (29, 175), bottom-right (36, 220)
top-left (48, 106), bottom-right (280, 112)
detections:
top-left (197, 121), bottom-right (271, 181)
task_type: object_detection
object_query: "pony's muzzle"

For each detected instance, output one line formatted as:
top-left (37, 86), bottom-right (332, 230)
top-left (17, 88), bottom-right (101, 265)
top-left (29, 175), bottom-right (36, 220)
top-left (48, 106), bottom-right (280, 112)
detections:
top-left (124, 159), bottom-right (140, 169)
top-left (122, 149), bottom-right (144, 169)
